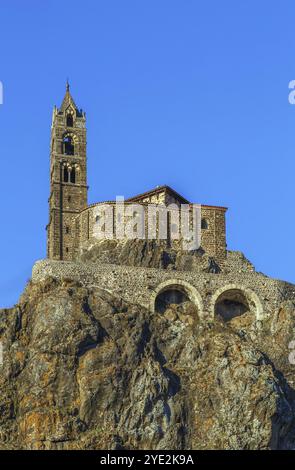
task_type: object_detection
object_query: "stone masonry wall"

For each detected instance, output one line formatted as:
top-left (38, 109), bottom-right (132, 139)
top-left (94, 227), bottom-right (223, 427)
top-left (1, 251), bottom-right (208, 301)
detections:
top-left (73, 203), bottom-right (227, 263)
top-left (32, 256), bottom-right (295, 323)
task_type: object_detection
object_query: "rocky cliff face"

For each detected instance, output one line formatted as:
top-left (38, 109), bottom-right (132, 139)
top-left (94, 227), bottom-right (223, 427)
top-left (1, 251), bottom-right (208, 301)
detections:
top-left (1, 241), bottom-right (295, 450)
top-left (80, 239), bottom-right (218, 272)
top-left (1, 267), bottom-right (295, 450)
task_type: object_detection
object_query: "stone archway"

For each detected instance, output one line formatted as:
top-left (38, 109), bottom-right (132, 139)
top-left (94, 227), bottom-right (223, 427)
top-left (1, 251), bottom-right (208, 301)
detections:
top-left (150, 279), bottom-right (204, 317)
top-left (211, 284), bottom-right (263, 322)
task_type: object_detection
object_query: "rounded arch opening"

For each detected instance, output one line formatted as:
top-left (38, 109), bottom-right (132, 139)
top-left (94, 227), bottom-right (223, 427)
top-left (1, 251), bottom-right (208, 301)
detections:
top-left (155, 286), bottom-right (190, 314)
top-left (212, 284), bottom-right (263, 322)
top-left (151, 280), bottom-right (203, 320)
top-left (215, 289), bottom-right (250, 322)
top-left (62, 132), bottom-right (78, 156)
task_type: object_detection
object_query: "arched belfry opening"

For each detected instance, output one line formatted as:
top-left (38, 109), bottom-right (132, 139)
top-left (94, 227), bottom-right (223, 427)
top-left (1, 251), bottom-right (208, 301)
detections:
top-left (66, 114), bottom-right (73, 127)
top-left (70, 166), bottom-right (76, 183)
top-left (63, 166), bottom-right (69, 182)
top-left (63, 135), bottom-right (75, 155)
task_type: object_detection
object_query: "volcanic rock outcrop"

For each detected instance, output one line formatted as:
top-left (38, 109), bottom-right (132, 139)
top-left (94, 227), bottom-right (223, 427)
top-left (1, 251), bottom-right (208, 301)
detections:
top-left (1, 241), bottom-right (295, 450)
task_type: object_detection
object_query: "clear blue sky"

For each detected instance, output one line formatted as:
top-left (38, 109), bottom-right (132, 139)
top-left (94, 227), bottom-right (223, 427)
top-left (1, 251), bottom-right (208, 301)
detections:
top-left (0, 0), bottom-right (294, 308)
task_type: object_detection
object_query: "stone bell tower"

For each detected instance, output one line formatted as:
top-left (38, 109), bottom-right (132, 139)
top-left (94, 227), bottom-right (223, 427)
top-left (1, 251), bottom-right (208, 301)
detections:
top-left (47, 82), bottom-right (88, 260)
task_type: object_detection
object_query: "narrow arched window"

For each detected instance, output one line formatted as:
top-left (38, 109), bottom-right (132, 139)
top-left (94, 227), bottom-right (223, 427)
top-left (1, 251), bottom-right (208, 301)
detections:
top-left (63, 136), bottom-right (74, 155)
top-left (201, 218), bottom-right (208, 230)
top-left (67, 114), bottom-right (73, 127)
top-left (70, 167), bottom-right (76, 184)
top-left (63, 166), bottom-right (69, 182)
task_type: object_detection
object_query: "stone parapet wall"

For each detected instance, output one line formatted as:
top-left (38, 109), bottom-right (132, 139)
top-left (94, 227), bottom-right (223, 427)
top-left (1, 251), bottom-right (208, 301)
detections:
top-left (32, 257), bottom-right (295, 322)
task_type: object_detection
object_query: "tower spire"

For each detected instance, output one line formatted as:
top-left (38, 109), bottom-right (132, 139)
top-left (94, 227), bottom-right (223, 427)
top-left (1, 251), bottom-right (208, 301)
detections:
top-left (60, 80), bottom-right (79, 113)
